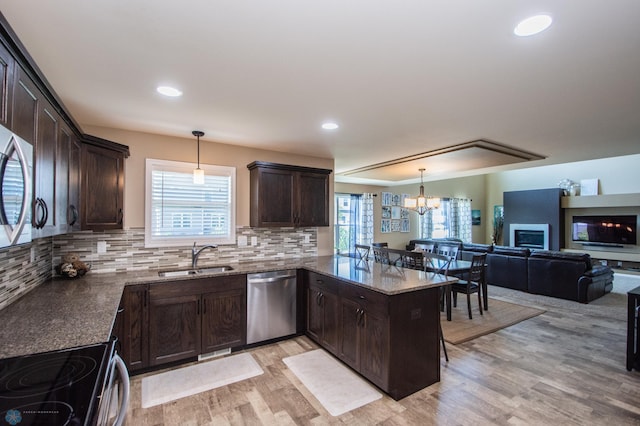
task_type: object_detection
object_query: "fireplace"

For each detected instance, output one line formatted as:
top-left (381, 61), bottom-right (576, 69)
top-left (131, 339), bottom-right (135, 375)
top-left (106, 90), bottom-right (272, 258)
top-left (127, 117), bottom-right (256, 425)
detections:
top-left (510, 223), bottom-right (549, 250)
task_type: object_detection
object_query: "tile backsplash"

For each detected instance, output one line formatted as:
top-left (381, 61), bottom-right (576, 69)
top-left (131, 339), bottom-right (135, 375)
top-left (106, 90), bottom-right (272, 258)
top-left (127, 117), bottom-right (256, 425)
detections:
top-left (0, 226), bottom-right (317, 310)
top-left (0, 238), bottom-right (52, 311)
top-left (53, 226), bottom-right (317, 273)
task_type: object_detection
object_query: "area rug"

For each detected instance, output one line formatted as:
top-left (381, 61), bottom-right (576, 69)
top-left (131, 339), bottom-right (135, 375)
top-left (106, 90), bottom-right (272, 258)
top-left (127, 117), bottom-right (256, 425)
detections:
top-left (282, 349), bottom-right (382, 416)
top-left (441, 298), bottom-right (544, 344)
top-left (141, 352), bottom-right (263, 408)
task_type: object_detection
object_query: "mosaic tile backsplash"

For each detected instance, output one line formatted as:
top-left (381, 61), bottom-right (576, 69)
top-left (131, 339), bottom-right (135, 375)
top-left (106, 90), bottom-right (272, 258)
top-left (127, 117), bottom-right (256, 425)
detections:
top-left (0, 226), bottom-right (317, 310)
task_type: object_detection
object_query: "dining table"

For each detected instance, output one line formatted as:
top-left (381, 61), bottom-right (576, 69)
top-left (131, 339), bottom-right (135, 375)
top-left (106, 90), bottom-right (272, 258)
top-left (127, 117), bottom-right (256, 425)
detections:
top-left (424, 258), bottom-right (488, 320)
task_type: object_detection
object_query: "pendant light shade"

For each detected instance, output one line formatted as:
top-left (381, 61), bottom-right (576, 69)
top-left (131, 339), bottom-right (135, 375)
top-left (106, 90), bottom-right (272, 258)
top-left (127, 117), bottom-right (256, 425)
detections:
top-left (404, 168), bottom-right (440, 215)
top-left (193, 130), bottom-right (205, 184)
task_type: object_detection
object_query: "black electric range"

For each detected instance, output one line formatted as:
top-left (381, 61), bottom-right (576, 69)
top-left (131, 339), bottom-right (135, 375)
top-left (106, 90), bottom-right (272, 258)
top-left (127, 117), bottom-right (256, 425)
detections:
top-left (0, 341), bottom-right (114, 426)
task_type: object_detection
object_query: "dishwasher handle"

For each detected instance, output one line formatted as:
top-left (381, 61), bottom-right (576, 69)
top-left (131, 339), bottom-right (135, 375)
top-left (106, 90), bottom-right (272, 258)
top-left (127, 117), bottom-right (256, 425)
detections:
top-left (248, 273), bottom-right (296, 284)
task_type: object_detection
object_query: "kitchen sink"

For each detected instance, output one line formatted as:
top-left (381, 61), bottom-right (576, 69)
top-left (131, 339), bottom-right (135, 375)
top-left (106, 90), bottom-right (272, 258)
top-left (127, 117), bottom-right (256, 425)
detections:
top-left (158, 265), bottom-right (234, 277)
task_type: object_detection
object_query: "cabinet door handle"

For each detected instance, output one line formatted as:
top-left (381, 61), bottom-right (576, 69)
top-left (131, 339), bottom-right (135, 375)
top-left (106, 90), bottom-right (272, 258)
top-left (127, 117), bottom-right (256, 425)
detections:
top-left (118, 208), bottom-right (123, 225)
top-left (69, 204), bottom-right (78, 226)
top-left (42, 199), bottom-right (49, 228)
top-left (197, 299), bottom-right (201, 315)
top-left (203, 299), bottom-right (206, 314)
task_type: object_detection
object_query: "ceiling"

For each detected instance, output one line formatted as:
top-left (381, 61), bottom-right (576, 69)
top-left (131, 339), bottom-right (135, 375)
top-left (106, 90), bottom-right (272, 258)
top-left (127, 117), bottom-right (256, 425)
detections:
top-left (1, 1), bottom-right (639, 186)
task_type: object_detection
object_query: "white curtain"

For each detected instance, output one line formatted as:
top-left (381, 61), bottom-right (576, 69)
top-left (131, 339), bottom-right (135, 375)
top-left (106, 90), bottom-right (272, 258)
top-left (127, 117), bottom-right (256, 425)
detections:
top-left (359, 193), bottom-right (375, 245)
top-left (419, 198), bottom-right (472, 242)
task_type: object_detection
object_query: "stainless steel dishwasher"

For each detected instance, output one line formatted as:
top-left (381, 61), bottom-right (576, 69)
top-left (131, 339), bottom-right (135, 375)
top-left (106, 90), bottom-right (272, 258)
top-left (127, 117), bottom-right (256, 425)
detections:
top-left (246, 270), bottom-right (297, 344)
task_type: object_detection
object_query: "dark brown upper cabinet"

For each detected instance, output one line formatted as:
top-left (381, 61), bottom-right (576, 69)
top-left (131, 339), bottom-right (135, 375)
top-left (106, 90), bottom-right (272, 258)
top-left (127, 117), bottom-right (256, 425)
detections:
top-left (0, 42), bottom-right (14, 127)
top-left (80, 139), bottom-right (126, 231)
top-left (247, 161), bottom-right (332, 227)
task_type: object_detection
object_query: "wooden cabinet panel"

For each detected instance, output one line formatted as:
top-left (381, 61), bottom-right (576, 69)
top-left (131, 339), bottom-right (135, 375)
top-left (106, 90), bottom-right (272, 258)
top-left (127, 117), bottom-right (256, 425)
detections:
top-left (248, 161), bottom-right (331, 227)
top-left (81, 143), bottom-right (124, 230)
top-left (119, 284), bottom-right (149, 371)
top-left (201, 287), bottom-right (246, 353)
top-left (297, 172), bottom-right (329, 226)
top-left (33, 101), bottom-right (58, 235)
top-left (10, 66), bottom-right (37, 143)
top-left (0, 42), bottom-right (14, 127)
top-left (306, 271), bottom-right (339, 355)
top-left (67, 138), bottom-right (81, 231)
top-left (145, 275), bottom-right (247, 367)
top-left (149, 293), bottom-right (201, 366)
top-left (338, 296), bottom-right (361, 370)
top-left (359, 310), bottom-right (389, 389)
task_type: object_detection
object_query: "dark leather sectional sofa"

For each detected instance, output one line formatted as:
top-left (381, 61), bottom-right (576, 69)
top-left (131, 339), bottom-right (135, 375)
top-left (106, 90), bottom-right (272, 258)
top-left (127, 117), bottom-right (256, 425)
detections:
top-left (406, 239), bottom-right (614, 303)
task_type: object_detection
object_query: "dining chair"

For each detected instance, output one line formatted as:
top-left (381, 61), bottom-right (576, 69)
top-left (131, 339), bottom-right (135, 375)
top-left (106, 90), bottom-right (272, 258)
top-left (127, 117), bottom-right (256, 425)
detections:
top-left (451, 253), bottom-right (486, 319)
top-left (354, 244), bottom-right (370, 261)
top-left (423, 252), bottom-right (452, 276)
top-left (371, 242), bottom-right (389, 263)
top-left (401, 250), bottom-right (425, 270)
top-left (414, 243), bottom-right (435, 253)
top-left (436, 244), bottom-right (459, 260)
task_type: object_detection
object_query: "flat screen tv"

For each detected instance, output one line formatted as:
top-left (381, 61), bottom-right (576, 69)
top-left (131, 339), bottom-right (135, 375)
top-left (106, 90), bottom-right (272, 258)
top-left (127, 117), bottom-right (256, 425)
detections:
top-left (572, 215), bottom-right (637, 246)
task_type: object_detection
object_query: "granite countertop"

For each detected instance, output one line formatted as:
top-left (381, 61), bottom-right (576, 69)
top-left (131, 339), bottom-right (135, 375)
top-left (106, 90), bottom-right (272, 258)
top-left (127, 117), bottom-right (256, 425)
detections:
top-left (0, 255), bottom-right (454, 359)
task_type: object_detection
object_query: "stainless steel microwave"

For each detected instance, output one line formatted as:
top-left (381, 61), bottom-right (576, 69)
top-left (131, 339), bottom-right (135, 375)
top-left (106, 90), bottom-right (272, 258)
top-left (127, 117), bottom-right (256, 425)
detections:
top-left (0, 124), bottom-right (32, 248)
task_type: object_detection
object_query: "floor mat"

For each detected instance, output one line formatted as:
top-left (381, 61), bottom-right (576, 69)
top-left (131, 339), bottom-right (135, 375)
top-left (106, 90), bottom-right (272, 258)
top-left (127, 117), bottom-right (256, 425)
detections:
top-left (141, 352), bottom-right (263, 408)
top-left (283, 349), bottom-right (382, 416)
top-left (442, 298), bottom-right (544, 344)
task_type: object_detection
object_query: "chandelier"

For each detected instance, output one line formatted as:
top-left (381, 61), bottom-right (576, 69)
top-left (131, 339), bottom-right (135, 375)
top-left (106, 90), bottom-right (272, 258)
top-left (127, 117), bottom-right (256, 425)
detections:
top-left (403, 168), bottom-right (440, 215)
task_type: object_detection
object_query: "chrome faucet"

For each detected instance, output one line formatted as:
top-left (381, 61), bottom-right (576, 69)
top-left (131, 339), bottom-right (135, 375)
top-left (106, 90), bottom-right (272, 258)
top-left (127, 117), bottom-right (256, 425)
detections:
top-left (191, 242), bottom-right (218, 268)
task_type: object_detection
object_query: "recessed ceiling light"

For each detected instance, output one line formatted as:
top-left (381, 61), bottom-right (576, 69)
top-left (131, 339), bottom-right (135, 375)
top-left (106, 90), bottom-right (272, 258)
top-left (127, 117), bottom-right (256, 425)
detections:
top-left (157, 86), bottom-right (183, 97)
top-left (514, 14), bottom-right (553, 37)
top-left (321, 122), bottom-right (339, 130)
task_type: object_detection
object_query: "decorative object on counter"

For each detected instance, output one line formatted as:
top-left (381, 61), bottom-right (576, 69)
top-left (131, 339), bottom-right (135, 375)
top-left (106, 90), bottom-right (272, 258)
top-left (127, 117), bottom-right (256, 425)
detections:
top-left (403, 168), bottom-right (440, 215)
top-left (557, 178), bottom-right (576, 195)
top-left (56, 253), bottom-right (91, 278)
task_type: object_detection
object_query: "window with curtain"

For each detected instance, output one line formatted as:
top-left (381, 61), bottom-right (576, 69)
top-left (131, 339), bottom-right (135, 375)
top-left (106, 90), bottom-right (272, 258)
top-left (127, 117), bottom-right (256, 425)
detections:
top-left (420, 198), bottom-right (472, 242)
top-left (334, 193), bottom-right (374, 255)
top-left (145, 158), bottom-right (236, 247)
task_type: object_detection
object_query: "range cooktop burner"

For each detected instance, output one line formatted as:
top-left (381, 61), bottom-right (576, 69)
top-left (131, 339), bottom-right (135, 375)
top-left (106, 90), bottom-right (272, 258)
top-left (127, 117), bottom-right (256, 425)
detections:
top-left (0, 343), bottom-right (112, 426)
top-left (0, 355), bottom-right (98, 399)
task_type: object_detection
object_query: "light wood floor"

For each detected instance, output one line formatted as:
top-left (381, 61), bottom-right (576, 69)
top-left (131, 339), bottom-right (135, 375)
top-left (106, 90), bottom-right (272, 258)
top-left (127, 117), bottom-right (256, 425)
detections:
top-left (125, 290), bottom-right (640, 425)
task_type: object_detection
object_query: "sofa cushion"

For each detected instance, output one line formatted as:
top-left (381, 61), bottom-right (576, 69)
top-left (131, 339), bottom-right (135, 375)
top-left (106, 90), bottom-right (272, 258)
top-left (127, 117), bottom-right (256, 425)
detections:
top-left (486, 248), bottom-right (529, 291)
top-left (529, 249), bottom-right (592, 270)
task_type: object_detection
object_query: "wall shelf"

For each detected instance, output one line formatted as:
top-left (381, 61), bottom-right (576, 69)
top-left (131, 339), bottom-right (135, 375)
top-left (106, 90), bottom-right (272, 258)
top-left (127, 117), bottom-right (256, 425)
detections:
top-left (561, 193), bottom-right (640, 209)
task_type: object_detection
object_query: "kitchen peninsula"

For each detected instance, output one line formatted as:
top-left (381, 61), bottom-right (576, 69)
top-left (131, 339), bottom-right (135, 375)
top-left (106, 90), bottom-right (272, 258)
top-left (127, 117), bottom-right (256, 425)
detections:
top-left (0, 255), bottom-right (455, 400)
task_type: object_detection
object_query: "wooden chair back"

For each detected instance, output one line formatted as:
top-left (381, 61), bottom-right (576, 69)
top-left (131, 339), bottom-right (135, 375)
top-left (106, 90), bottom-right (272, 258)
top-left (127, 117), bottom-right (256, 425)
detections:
top-left (414, 243), bottom-right (435, 253)
top-left (424, 252), bottom-right (452, 276)
top-left (437, 244), bottom-right (459, 260)
top-left (401, 250), bottom-right (425, 270)
top-left (468, 253), bottom-right (487, 283)
top-left (355, 244), bottom-right (370, 261)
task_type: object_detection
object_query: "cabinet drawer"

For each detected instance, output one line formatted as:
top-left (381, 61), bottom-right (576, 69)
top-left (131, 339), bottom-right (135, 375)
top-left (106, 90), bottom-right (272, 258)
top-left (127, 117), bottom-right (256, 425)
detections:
top-left (306, 271), bottom-right (338, 294)
top-left (339, 283), bottom-right (389, 317)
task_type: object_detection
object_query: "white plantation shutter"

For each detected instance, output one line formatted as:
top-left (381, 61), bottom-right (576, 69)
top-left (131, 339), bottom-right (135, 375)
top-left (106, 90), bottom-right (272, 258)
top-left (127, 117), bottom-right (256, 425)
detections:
top-left (145, 159), bottom-right (236, 247)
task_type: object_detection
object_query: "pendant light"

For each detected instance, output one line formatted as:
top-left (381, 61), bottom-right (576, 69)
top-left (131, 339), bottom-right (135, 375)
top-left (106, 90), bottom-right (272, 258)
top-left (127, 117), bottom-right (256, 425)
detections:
top-left (193, 130), bottom-right (205, 184)
top-left (403, 168), bottom-right (440, 215)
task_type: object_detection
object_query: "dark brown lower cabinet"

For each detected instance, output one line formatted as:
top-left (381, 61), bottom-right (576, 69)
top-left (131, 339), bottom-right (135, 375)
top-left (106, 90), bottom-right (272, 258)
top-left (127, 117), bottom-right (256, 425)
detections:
top-left (118, 275), bottom-right (246, 372)
top-left (117, 284), bottom-right (149, 372)
top-left (149, 293), bottom-right (201, 366)
top-left (305, 271), bottom-right (441, 400)
top-left (201, 285), bottom-right (247, 354)
top-left (148, 275), bottom-right (246, 367)
top-left (306, 271), bottom-right (339, 355)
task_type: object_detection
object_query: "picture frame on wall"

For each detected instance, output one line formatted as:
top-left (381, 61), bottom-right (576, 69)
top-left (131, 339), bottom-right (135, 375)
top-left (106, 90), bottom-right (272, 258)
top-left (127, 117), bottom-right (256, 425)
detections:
top-left (391, 206), bottom-right (401, 220)
top-left (401, 219), bottom-right (410, 233)
top-left (382, 206), bottom-right (392, 219)
top-left (381, 192), bottom-right (393, 206)
top-left (381, 219), bottom-right (391, 233)
top-left (391, 220), bottom-right (401, 232)
top-left (472, 209), bottom-right (481, 226)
